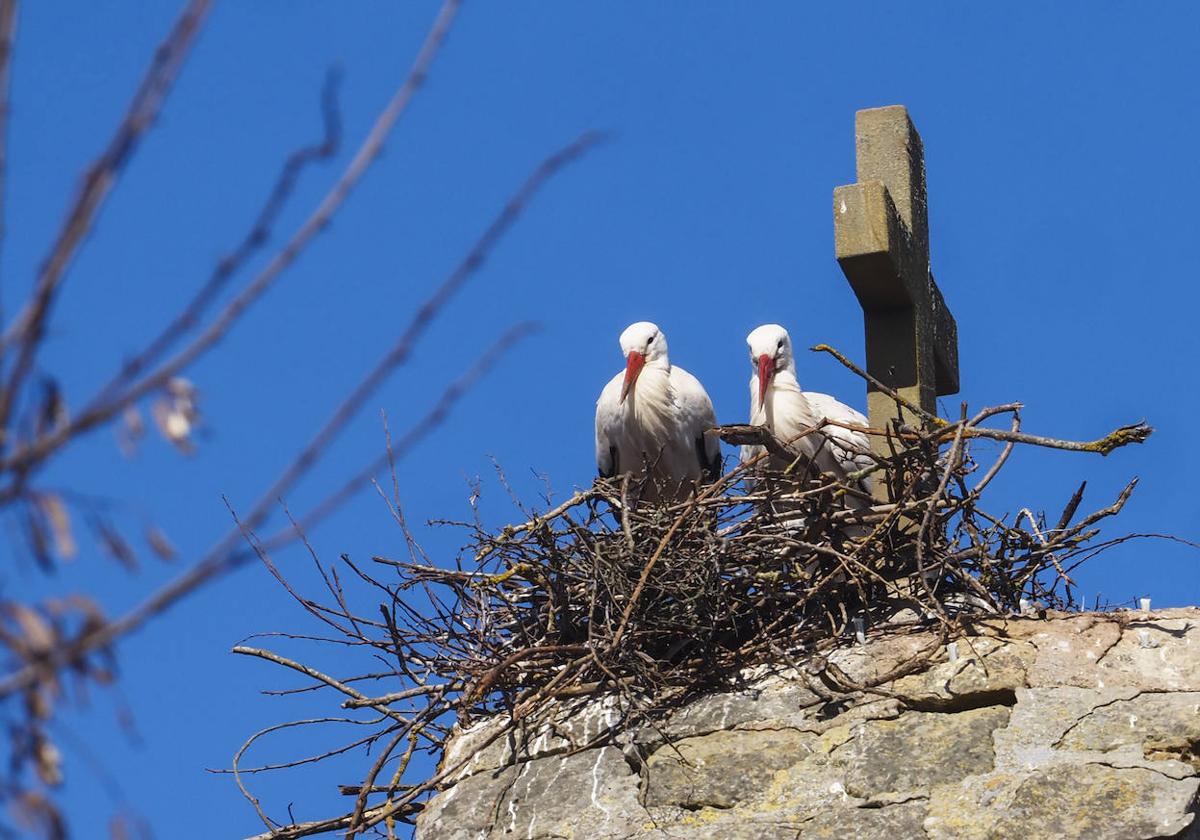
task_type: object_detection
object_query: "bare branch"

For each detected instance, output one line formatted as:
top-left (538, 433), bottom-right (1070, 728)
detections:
top-left (230, 647), bottom-right (408, 721)
top-left (0, 0), bottom-right (461, 475)
top-left (0, 0), bottom-right (19, 301)
top-left (0, 0), bottom-right (214, 432)
top-left (0, 121), bottom-right (598, 700)
top-left (265, 322), bottom-right (536, 554)
top-left (811, 342), bottom-right (945, 427)
top-left (94, 67), bottom-right (344, 404)
top-left (811, 343), bottom-right (1153, 455)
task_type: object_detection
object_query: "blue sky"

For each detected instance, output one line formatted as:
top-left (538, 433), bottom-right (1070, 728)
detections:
top-left (7, 2), bottom-right (1199, 837)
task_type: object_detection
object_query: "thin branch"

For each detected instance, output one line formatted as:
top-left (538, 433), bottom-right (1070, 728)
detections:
top-left (818, 415), bottom-right (1154, 456)
top-left (0, 0), bottom-right (213, 433)
top-left (94, 67), bottom-right (344, 403)
top-left (0, 123), bottom-right (597, 700)
top-left (242, 801), bottom-right (422, 840)
top-left (211, 724), bottom-right (388, 776)
top-left (810, 342), bottom-right (945, 427)
top-left (229, 717), bottom-right (377, 833)
top-left (211, 134), bottom-right (600, 549)
top-left (0, 0), bottom-right (461, 475)
top-left (261, 323), bottom-right (535, 553)
top-left (341, 684), bottom-right (450, 710)
top-left (0, 0), bottom-right (19, 303)
top-left (959, 420), bottom-right (1154, 455)
top-left (231, 646), bottom-right (407, 722)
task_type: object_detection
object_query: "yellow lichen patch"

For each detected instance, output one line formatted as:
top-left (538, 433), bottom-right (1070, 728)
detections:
top-left (816, 724), bottom-right (855, 755)
top-left (471, 562), bottom-right (535, 586)
top-left (1084, 422), bottom-right (1153, 455)
top-left (676, 807), bottom-right (725, 827)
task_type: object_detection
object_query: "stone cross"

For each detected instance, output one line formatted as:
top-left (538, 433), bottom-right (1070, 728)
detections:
top-left (834, 105), bottom-right (959, 467)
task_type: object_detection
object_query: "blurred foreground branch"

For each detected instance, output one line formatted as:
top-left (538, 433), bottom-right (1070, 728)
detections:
top-left (0, 1), bottom-right (603, 836)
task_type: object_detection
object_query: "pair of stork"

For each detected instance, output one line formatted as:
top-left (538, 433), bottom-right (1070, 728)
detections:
top-left (594, 322), bottom-right (873, 501)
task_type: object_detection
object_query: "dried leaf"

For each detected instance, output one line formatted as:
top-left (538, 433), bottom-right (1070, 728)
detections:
top-left (93, 519), bottom-right (138, 571)
top-left (10, 790), bottom-right (66, 840)
top-left (150, 378), bottom-right (200, 454)
top-left (26, 684), bottom-right (54, 720)
top-left (37, 494), bottom-right (76, 560)
top-left (33, 731), bottom-right (63, 786)
top-left (5, 603), bottom-right (57, 655)
top-left (144, 524), bottom-right (177, 561)
top-left (149, 398), bottom-right (173, 437)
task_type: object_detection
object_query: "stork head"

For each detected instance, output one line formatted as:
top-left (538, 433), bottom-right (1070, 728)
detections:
top-left (617, 321), bottom-right (668, 402)
top-left (747, 323), bottom-right (793, 405)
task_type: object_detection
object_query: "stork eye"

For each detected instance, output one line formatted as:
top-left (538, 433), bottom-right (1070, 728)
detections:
top-left (777, 338), bottom-right (784, 348)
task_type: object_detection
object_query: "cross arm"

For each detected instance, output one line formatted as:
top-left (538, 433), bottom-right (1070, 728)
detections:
top-left (834, 179), bottom-right (958, 397)
top-left (928, 275), bottom-right (958, 396)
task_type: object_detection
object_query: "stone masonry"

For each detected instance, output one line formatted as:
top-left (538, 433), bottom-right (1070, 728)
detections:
top-left (416, 609), bottom-right (1200, 839)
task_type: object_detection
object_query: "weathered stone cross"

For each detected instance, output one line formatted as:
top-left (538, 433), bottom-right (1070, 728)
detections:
top-left (834, 105), bottom-right (959, 472)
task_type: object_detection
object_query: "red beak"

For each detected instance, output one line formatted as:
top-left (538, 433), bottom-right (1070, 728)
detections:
top-left (757, 354), bottom-right (775, 405)
top-left (620, 351), bottom-right (646, 403)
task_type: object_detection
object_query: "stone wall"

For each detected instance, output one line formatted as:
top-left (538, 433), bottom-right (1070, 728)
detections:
top-left (416, 609), bottom-right (1200, 839)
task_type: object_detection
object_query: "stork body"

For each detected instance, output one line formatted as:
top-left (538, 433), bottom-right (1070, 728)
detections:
top-left (741, 324), bottom-right (873, 494)
top-left (595, 322), bottom-right (720, 501)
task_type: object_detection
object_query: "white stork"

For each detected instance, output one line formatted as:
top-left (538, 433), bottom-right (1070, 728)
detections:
top-left (595, 322), bottom-right (721, 501)
top-left (741, 324), bottom-right (874, 496)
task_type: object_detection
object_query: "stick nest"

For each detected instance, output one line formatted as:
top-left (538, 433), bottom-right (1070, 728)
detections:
top-left (232, 396), bottom-right (1152, 839)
